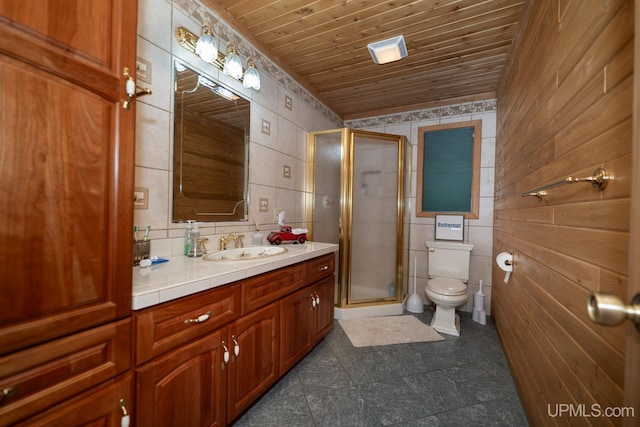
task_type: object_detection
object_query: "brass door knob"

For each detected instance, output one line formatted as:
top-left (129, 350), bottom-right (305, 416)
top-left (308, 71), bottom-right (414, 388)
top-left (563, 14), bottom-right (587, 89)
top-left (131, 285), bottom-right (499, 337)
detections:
top-left (588, 293), bottom-right (640, 331)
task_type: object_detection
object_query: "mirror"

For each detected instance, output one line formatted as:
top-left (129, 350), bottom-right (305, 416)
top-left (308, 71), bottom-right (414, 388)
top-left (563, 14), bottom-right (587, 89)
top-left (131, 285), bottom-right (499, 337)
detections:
top-left (173, 61), bottom-right (250, 222)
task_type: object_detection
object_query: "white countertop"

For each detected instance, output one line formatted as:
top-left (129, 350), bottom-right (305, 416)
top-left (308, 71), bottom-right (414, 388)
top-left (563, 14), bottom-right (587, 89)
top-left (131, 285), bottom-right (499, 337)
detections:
top-left (132, 242), bottom-right (339, 310)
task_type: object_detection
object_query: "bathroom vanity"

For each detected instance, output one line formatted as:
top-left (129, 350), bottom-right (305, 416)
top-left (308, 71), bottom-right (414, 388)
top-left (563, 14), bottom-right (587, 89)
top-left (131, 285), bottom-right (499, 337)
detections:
top-left (131, 243), bottom-right (337, 426)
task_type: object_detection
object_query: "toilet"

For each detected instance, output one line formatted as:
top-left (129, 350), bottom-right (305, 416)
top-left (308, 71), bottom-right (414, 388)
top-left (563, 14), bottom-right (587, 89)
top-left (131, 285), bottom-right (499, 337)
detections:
top-left (425, 241), bottom-right (474, 336)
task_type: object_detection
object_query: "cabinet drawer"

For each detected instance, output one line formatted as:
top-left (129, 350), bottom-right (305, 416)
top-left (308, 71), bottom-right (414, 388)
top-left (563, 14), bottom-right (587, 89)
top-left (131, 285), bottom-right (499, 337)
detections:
top-left (14, 373), bottom-right (132, 427)
top-left (241, 263), bottom-right (305, 314)
top-left (0, 319), bottom-right (131, 427)
top-left (134, 283), bottom-right (241, 365)
top-left (306, 253), bottom-right (335, 284)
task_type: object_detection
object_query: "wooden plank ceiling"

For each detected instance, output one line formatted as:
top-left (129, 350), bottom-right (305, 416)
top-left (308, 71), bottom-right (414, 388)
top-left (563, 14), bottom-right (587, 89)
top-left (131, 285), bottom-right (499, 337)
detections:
top-left (205, 0), bottom-right (530, 119)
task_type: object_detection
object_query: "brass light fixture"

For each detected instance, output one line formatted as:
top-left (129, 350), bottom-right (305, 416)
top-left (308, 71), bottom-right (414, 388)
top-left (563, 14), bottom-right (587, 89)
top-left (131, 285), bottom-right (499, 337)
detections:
top-left (175, 24), bottom-right (261, 90)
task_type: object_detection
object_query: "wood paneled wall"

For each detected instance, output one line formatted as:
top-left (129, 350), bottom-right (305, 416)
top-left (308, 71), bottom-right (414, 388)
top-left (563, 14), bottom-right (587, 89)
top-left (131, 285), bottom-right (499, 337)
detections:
top-left (494, 0), bottom-right (633, 424)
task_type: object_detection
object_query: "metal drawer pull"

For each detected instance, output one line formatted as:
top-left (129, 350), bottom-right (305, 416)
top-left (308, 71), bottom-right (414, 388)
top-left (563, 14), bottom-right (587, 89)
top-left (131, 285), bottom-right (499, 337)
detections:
top-left (0, 387), bottom-right (17, 405)
top-left (314, 292), bottom-right (320, 306)
top-left (222, 341), bottom-right (230, 365)
top-left (319, 265), bottom-right (329, 271)
top-left (311, 294), bottom-right (317, 308)
top-left (119, 398), bottom-right (130, 427)
top-left (184, 310), bottom-right (212, 325)
top-left (232, 335), bottom-right (240, 357)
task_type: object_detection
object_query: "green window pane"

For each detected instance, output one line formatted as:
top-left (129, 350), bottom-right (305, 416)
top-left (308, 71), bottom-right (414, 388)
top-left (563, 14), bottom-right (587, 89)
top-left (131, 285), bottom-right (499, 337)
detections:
top-left (422, 127), bottom-right (474, 212)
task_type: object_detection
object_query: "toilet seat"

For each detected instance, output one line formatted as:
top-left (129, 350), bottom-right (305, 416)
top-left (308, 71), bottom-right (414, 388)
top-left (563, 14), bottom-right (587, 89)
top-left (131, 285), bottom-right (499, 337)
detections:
top-left (427, 277), bottom-right (467, 296)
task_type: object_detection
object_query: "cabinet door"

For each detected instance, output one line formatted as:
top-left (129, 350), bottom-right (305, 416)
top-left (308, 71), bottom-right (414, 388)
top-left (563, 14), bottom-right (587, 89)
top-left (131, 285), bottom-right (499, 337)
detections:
top-left (279, 288), bottom-right (313, 373)
top-left (136, 327), bottom-right (227, 427)
top-left (311, 275), bottom-right (335, 344)
top-left (227, 303), bottom-right (279, 421)
top-left (13, 373), bottom-right (132, 427)
top-left (0, 0), bottom-right (137, 355)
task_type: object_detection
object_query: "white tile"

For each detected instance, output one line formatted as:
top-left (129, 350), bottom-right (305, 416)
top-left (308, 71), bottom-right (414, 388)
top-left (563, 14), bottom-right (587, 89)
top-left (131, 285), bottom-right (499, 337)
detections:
top-left (137, 36), bottom-right (172, 111)
top-left (135, 103), bottom-right (171, 170)
top-left (134, 166), bottom-right (170, 232)
top-left (249, 143), bottom-right (277, 187)
top-left (138, 0), bottom-right (172, 49)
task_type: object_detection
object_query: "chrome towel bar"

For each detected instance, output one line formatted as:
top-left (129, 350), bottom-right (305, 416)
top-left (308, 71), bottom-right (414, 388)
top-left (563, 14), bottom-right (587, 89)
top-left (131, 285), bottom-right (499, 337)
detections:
top-left (521, 167), bottom-right (610, 199)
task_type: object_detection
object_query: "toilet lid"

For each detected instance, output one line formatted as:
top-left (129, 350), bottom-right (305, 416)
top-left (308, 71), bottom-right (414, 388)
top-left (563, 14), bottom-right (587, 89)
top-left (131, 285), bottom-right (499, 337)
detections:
top-left (427, 277), bottom-right (467, 296)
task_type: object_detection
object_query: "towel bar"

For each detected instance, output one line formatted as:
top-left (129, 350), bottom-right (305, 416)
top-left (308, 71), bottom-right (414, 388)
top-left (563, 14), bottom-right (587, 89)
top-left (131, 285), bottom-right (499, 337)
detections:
top-left (521, 168), bottom-right (609, 199)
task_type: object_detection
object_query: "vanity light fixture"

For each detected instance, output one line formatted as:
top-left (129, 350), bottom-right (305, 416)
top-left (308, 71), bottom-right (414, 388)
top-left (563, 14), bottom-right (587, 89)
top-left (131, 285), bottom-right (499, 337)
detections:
top-left (242, 56), bottom-right (260, 90)
top-left (367, 35), bottom-right (408, 64)
top-left (175, 25), bottom-right (261, 90)
top-left (195, 21), bottom-right (218, 63)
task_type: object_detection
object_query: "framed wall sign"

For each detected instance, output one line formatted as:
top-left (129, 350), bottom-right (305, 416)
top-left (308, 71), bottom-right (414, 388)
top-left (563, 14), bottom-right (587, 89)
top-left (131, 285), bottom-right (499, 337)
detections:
top-left (435, 214), bottom-right (464, 241)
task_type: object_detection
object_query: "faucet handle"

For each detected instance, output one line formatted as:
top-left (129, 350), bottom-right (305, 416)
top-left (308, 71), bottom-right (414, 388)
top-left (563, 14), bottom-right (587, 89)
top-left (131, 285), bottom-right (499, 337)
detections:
top-left (197, 237), bottom-right (209, 255)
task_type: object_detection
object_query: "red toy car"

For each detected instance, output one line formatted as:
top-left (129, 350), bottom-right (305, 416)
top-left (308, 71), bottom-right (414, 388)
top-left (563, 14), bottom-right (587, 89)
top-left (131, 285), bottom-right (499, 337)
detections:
top-left (267, 226), bottom-right (308, 245)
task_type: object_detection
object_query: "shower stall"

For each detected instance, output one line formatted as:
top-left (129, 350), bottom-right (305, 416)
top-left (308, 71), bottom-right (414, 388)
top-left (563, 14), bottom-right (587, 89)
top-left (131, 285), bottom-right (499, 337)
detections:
top-left (308, 129), bottom-right (408, 318)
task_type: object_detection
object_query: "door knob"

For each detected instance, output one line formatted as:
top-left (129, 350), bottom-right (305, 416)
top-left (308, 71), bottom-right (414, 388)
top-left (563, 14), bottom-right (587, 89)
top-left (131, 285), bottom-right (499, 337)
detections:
top-left (587, 292), bottom-right (640, 331)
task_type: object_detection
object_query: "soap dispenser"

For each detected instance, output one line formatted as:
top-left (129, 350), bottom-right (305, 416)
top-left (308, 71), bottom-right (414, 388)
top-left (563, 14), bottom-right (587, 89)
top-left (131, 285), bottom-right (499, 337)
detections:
top-left (187, 222), bottom-right (203, 257)
top-left (184, 220), bottom-right (195, 256)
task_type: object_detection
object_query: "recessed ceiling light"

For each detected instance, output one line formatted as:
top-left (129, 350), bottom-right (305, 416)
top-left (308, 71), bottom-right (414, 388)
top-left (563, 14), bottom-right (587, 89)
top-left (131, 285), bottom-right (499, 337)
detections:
top-left (367, 35), bottom-right (408, 64)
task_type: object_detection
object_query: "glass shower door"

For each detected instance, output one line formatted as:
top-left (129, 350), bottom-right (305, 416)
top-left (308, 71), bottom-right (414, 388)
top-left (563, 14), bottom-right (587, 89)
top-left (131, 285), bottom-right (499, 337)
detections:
top-left (309, 129), bottom-right (405, 308)
top-left (347, 131), bottom-right (403, 304)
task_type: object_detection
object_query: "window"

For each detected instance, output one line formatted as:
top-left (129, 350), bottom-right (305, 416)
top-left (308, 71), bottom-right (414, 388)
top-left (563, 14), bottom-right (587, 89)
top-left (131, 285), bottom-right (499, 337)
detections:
top-left (416, 120), bottom-right (481, 219)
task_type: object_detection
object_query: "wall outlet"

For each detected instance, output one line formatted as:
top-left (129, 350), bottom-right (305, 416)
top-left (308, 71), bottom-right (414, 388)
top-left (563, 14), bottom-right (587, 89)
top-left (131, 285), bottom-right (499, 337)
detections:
top-left (134, 187), bottom-right (148, 209)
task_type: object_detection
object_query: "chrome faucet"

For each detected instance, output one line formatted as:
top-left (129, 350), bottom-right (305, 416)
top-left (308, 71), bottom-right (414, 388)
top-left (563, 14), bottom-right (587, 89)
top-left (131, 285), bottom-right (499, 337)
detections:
top-left (219, 233), bottom-right (245, 250)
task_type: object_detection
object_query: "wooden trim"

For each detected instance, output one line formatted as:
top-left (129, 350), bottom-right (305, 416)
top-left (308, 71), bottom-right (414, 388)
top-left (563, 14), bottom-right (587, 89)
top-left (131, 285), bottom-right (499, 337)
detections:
top-left (623, 0), bottom-right (640, 419)
top-left (416, 120), bottom-right (482, 219)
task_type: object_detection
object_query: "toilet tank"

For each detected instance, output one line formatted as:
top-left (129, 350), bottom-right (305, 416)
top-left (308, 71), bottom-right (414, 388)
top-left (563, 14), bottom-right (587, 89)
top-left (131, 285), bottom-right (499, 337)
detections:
top-left (426, 241), bottom-right (474, 281)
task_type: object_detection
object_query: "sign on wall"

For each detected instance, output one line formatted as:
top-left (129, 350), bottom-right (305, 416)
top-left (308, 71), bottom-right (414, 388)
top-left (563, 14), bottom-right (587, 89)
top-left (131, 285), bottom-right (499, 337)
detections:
top-left (435, 214), bottom-right (464, 241)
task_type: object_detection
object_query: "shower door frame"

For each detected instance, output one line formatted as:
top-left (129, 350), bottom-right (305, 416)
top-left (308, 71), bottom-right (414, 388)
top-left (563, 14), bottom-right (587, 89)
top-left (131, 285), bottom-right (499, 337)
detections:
top-left (308, 128), bottom-right (406, 308)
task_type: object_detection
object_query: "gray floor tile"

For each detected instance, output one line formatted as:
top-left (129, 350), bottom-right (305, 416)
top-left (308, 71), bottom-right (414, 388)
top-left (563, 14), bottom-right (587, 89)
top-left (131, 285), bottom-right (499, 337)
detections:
top-left (306, 386), bottom-right (380, 427)
top-left (357, 377), bottom-right (434, 425)
top-left (235, 309), bottom-right (528, 427)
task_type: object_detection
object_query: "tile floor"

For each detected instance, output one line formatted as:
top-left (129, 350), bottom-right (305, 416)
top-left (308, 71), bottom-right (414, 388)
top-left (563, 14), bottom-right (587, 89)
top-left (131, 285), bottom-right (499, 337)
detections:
top-left (234, 309), bottom-right (528, 426)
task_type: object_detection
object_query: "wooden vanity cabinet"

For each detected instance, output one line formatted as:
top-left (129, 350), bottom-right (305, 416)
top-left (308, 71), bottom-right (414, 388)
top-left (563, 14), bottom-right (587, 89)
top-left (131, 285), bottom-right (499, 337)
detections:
top-left (280, 253), bottom-right (335, 373)
top-left (134, 284), bottom-right (241, 427)
top-left (133, 252), bottom-right (335, 426)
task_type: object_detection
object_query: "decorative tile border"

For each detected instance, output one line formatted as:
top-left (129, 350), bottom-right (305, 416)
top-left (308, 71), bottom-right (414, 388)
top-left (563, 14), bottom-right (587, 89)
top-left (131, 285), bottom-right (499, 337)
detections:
top-left (344, 99), bottom-right (497, 129)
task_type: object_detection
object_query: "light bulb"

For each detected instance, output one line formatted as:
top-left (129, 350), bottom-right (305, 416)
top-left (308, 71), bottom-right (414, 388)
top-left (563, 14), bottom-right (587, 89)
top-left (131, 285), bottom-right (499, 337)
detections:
top-left (223, 42), bottom-right (243, 80)
top-left (195, 24), bottom-right (218, 63)
top-left (242, 57), bottom-right (260, 90)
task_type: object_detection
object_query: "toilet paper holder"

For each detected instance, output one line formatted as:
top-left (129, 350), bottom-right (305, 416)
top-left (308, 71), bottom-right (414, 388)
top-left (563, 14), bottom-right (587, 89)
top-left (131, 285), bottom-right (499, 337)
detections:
top-left (496, 252), bottom-right (514, 283)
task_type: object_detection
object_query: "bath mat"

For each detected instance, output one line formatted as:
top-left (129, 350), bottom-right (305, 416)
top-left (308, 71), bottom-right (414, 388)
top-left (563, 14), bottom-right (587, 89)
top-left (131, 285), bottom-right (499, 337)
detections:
top-left (338, 315), bottom-right (444, 347)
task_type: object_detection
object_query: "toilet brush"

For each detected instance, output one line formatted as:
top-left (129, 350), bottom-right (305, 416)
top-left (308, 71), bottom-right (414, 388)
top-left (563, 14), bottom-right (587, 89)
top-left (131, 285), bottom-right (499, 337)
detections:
top-left (472, 279), bottom-right (487, 325)
top-left (406, 257), bottom-right (424, 313)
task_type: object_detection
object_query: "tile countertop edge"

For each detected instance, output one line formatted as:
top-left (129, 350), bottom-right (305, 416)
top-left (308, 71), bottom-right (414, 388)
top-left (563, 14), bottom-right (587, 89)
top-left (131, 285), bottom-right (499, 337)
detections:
top-left (131, 242), bottom-right (339, 310)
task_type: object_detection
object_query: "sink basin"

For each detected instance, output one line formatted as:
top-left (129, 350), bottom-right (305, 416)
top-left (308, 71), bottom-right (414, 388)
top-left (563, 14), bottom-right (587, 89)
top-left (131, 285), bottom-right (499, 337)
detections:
top-left (203, 246), bottom-right (288, 261)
